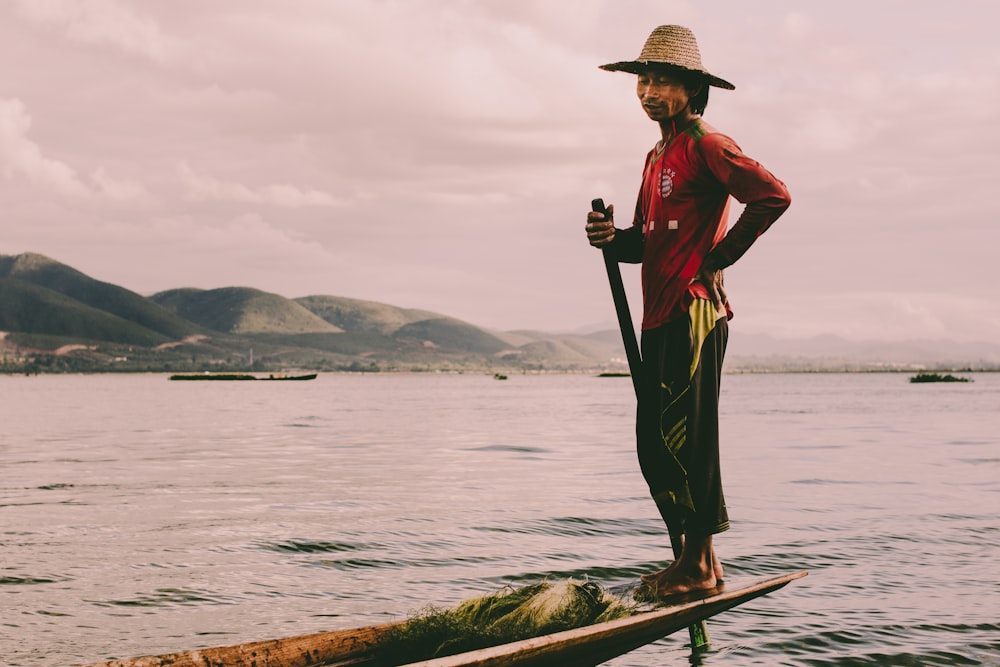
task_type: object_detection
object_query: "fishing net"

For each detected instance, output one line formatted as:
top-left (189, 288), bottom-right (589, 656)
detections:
top-left (371, 578), bottom-right (639, 665)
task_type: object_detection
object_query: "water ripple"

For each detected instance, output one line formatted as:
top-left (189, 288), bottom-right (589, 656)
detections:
top-left (466, 444), bottom-right (552, 454)
top-left (260, 539), bottom-right (373, 554)
top-left (474, 515), bottom-right (660, 538)
top-left (90, 587), bottom-right (236, 608)
top-left (0, 575), bottom-right (65, 586)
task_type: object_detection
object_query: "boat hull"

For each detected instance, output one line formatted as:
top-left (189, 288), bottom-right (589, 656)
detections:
top-left (79, 571), bottom-right (806, 667)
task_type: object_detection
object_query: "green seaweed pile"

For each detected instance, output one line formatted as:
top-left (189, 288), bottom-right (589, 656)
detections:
top-left (372, 579), bottom-right (639, 664)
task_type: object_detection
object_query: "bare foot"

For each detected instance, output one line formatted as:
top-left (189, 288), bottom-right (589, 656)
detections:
top-left (638, 536), bottom-right (723, 595)
top-left (640, 560), bottom-right (676, 584)
top-left (641, 532), bottom-right (687, 584)
top-left (644, 562), bottom-right (718, 598)
top-left (639, 550), bottom-right (722, 584)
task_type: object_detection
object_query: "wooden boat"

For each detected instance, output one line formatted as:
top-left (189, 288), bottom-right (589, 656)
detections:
top-left (169, 373), bottom-right (318, 381)
top-left (80, 571), bottom-right (806, 667)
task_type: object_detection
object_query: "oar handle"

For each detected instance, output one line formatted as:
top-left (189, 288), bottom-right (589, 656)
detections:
top-left (591, 198), bottom-right (642, 398)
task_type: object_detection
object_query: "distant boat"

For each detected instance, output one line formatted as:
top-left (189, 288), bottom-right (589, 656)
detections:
top-left (909, 372), bottom-right (971, 383)
top-left (169, 373), bottom-right (317, 381)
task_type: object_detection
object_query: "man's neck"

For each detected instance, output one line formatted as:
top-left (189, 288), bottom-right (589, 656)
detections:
top-left (659, 111), bottom-right (700, 145)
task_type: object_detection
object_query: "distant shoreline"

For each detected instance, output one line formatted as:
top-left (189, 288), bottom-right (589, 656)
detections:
top-left (3, 368), bottom-right (998, 377)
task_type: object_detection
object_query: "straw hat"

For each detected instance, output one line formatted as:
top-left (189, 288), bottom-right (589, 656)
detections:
top-left (600, 25), bottom-right (735, 90)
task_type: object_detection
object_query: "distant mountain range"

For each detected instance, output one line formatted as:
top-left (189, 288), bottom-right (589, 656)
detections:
top-left (1, 252), bottom-right (997, 373)
top-left (0, 253), bottom-right (627, 373)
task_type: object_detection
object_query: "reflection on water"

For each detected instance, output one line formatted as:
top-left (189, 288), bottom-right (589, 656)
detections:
top-left (1, 372), bottom-right (998, 666)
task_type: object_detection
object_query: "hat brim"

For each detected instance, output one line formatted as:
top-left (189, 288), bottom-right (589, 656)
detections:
top-left (599, 61), bottom-right (735, 90)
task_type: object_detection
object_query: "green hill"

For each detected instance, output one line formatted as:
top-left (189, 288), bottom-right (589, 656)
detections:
top-left (515, 335), bottom-right (624, 366)
top-left (295, 295), bottom-right (442, 335)
top-left (0, 278), bottom-right (171, 346)
top-left (152, 287), bottom-right (341, 335)
top-left (0, 253), bottom-right (200, 339)
top-left (392, 317), bottom-right (511, 354)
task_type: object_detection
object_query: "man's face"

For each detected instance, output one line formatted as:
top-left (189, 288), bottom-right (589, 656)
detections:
top-left (636, 70), bottom-right (691, 122)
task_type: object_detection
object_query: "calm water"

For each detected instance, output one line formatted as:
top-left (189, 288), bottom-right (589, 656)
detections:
top-left (1, 372), bottom-right (998, 666)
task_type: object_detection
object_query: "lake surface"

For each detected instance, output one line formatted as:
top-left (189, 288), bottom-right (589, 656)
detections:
top-left (2, 372), bottom-right (998, 666)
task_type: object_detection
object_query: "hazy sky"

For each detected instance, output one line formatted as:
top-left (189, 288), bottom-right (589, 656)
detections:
top-left (2, 1), bottom-right (998, 342)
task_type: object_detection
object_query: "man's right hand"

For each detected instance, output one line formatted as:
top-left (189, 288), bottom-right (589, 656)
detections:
top-left (586, 203), bottom-right (615, 247)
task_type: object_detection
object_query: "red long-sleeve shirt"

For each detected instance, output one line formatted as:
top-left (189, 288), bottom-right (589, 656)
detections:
top-left (611, 119), bottom-right (790, 330)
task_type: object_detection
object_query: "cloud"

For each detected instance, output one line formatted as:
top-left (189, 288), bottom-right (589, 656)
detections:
top-left (0, 98), bottom-right (90, 197)
top-left (14, 0), bottom-right (181, 64)
top-left (176, 162), bottom-right (343, 208)
top-left (782, 11), bottom-right (814, 41)
top-left (41, 210), bottom-right (342, 297)
top-left (0, 98), bottom-right (150, 202)
top-left (90, 166), bottom-right (149, 202)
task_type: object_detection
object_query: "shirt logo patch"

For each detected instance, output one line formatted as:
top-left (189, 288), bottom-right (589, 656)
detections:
top-left (660, 167), bottom-right (675, 199)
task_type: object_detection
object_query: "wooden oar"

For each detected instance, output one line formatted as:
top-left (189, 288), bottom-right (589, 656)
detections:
top-left (592, 199), bottom-right (643, 396)
top-left (591, 198), bottom-right (710, 651)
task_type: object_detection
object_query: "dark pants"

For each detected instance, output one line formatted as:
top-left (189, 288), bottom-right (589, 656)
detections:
top-left (637, 302), bottom-right (729, 537)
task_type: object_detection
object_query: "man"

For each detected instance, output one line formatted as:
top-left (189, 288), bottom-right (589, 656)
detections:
top-left (585, 25), bottom-right (790, 598)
